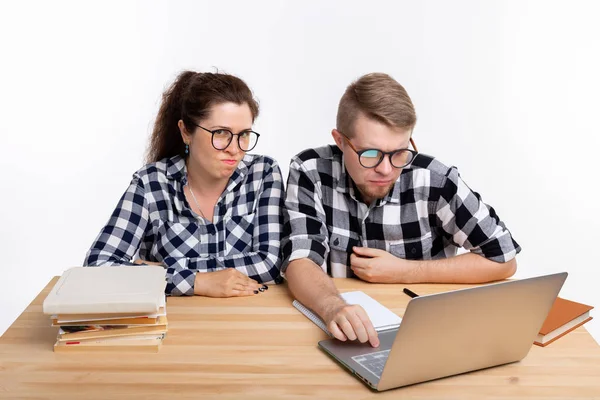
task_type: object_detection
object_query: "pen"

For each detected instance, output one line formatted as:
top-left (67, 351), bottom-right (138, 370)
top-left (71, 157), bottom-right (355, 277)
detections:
top-left (403, 288), bottom-right (419, 298)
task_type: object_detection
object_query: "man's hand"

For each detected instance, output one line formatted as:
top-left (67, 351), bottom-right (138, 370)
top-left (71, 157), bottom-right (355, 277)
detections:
top-left (351, 246), bottom-right (412, 283)
top-left (323, 299), bottom-right (380, 347)
top-left (194, 268), bottom-right (264, 297)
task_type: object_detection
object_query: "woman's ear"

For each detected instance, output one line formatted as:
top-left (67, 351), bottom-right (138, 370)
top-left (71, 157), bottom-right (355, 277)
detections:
top-left (178, 120), bottom-right (192, 145)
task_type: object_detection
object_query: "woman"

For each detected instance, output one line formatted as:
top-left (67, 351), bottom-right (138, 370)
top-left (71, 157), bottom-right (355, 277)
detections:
top-left (84, 71), bottom-right (284, 297)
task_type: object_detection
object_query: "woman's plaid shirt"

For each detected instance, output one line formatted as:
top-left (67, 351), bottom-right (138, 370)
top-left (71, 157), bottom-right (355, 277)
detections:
top-left (84, 155), bottom-right (284, 295)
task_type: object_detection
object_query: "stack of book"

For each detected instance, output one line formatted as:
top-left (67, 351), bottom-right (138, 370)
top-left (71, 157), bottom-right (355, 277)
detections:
top-left (43, 266), bottom-right (168, 352)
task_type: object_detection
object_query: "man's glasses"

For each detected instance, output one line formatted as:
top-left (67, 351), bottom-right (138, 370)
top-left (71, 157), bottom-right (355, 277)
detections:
top-left (192, 123), bottom-right (260, 152)
top-left (341, 134), bottom-right (418, 169)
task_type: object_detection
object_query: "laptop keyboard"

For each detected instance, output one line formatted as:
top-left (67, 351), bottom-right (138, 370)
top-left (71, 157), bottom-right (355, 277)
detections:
top-left (351, 350), bottom-right (391, 378)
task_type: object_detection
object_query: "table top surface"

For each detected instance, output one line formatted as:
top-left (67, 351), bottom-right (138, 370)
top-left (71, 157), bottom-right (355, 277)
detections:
top-left (1, 277), bottom-right (599, 400)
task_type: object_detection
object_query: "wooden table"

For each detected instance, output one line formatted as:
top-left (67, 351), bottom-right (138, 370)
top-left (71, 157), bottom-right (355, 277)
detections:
top-left (1, 278), bottom-right (599, 399)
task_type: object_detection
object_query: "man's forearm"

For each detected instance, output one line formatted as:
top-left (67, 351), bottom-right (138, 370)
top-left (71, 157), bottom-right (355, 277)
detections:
top-left (400, 253), bottom-right (517, 284)
top-left (285, 259), bottom-right (345, 321)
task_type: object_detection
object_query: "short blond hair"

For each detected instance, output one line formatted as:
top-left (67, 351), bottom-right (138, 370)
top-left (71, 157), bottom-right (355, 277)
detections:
top-left (336, 73), bottom-right (416, 137)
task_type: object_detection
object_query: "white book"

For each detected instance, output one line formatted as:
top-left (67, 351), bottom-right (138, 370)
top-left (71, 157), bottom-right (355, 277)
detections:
top-left (293, 291), bottom-right (402, 335)
top-left (51, 296), bottom-right (167, 322)
top-left (43, 266), bottom-right (167, 315)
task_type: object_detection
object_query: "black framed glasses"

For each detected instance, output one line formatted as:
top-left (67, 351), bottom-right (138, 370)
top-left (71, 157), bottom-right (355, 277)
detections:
top-left (341, 134), bottom-right (419, 169)
top-left (192, 123), bottom-right (260, 152)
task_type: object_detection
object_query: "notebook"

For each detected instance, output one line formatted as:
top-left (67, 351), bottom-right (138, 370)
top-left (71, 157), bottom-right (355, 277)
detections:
top-left (43, 266), bottom-right (167, 315)
top-left (293, 291), bottom-right (402, 335)
top-left (534, 297), bottom-right (594, 347)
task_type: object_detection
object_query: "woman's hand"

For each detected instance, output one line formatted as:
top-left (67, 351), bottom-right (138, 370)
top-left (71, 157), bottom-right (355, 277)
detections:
top-left (133, 259), bottom-right (164, 266)
top-left (194, 268), bottom-right (265, 297)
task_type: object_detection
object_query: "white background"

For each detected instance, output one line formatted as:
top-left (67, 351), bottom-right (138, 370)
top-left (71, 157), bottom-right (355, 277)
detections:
top-left (1, 0), bottom-right (598, 344)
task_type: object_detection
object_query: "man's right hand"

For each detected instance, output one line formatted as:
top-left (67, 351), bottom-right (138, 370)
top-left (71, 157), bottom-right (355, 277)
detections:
top-left (194, 268), bottom-right (263, 297)
top-left (323, 301), bottom-right (380, 347)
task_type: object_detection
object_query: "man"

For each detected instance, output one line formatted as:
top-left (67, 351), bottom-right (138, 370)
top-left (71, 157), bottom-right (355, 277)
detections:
top-left (281, 73), bottom-right (521, 347)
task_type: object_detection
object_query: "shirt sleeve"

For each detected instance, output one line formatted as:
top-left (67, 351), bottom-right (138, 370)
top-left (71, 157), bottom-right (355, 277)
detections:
top-left (162, 161), bottom-right (286, 296)
top-left (82, 174), bottom-right (197, 296)
top-left (83, 174), bottom-right (148, 267)
top-left (435, 166), bottom-right (521, 262)
top-left (280, 157), bottom-right (330, 275)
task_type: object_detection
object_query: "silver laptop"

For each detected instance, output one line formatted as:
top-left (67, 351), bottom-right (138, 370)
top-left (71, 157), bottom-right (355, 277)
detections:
top-left (319, 272), bottom-right (567, 391)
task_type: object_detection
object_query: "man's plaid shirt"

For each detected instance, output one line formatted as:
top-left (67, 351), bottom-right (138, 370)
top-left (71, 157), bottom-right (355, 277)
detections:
top-left (281, 145), bottom-right (520, 277)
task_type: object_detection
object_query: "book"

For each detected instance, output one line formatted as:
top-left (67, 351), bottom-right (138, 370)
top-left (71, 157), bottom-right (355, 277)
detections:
top-left (58, 333), bottom-right (166, 344)
top-left (293, 291), bottom-right (402, 335)
top-left (534, 297), bottom-right (594, 347)
top-left (43, 266), bottom-right (167, 315)
top-left (51, 296), bottom-right (167, 324)
top-left (58, 318), bottom-right (168, 341)
top-left (52, 315), bottom-right (163, 326)
top-left (54, 338), bottom-right (163, 353)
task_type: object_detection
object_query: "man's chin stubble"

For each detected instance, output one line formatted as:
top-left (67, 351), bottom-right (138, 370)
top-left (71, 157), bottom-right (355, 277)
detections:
top-left (357, 183), bottom-right (395, 202)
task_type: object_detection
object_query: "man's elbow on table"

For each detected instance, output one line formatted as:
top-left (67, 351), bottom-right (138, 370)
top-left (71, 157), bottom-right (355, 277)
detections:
top-left (499, 257), bottom-right (517, 280)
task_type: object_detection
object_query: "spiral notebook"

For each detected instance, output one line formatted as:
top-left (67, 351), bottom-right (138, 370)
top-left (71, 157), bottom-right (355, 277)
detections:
top-left (293, 291), bottom-right (402, 335)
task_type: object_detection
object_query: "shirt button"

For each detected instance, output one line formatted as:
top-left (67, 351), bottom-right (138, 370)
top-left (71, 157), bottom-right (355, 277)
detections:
top-left (411, 248), bottom-right (417, 254)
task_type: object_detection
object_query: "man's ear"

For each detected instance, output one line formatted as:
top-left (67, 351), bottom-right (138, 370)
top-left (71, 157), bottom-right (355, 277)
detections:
top-left (331, 129), bottom-right (344, 149)
top-left (178, 120), bottom-right (192, 145)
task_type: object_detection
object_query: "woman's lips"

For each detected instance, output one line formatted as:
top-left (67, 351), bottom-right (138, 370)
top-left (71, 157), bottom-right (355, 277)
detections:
top-left (222, 159), bottom-right (237, 166)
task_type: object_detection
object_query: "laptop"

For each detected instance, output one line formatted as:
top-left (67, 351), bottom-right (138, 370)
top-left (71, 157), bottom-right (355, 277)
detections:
top-left (318, 272), bottom-right (567, 391)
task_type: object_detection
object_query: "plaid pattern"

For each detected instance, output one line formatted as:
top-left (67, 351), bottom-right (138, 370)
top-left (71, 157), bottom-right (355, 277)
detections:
top-left (281, 145), bottom-right (521, 277)
top-left (84, 154), bottom-right (284, 295)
